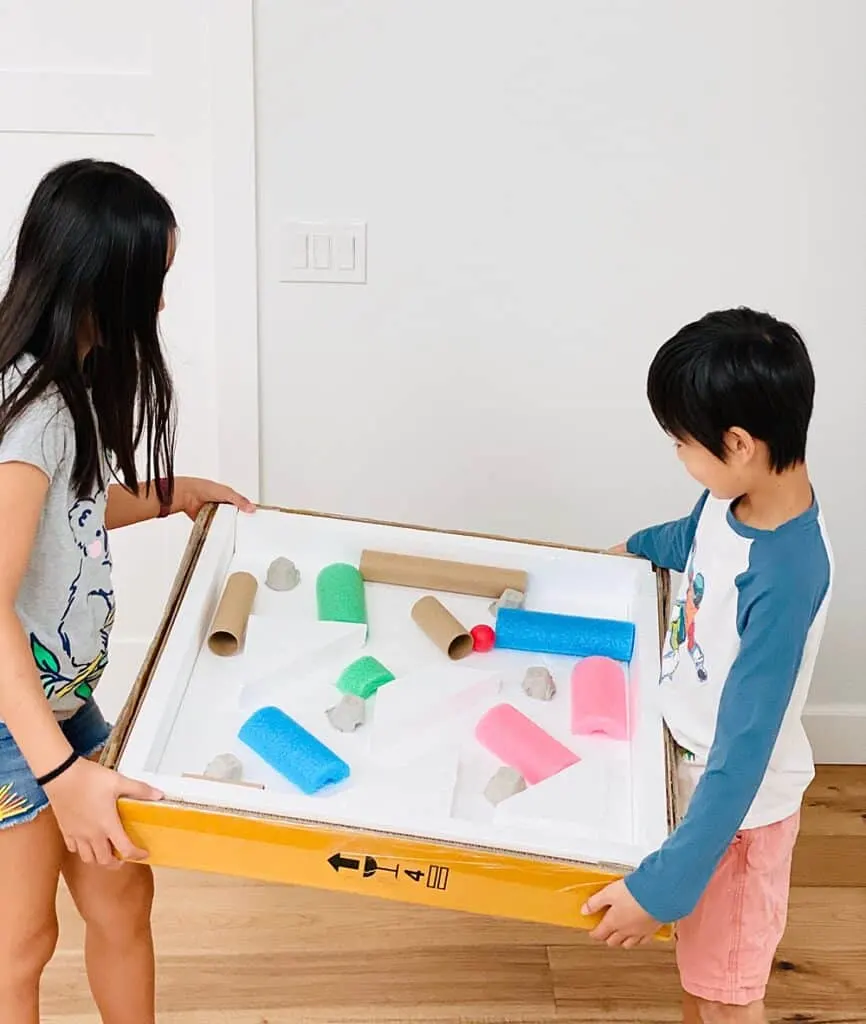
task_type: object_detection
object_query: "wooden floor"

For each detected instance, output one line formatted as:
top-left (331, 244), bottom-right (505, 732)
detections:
top-left (44, 766), bottom-right (865, 1023)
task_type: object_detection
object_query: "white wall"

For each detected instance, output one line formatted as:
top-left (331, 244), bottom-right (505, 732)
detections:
top-left (0, 0), bottom-right (258, 720)
top-left (254, 0), bottom-right (866, 760)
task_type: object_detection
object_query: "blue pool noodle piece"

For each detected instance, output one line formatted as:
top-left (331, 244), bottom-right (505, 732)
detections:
top-left (238, 706), bottom-right (350, 795)
top-left (495, 607), bottom-right (635, 663)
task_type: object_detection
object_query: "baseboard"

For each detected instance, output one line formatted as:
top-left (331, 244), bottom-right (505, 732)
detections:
top-left (804, 704), bottom-right (866, 765)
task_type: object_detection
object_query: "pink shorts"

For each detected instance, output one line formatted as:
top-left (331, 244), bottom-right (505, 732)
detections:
top-left (676, 810), bottom-right (800, 1005)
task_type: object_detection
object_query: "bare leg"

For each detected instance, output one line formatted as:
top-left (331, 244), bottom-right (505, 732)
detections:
top-left (682, 990), bottom-right (703, 1023)
top-left (690, 996), bottom-right (768, 1023)
top-left (61, 850), bottom-right (155, 1024)
top-left (0, 810), bottom-right (65, 1024)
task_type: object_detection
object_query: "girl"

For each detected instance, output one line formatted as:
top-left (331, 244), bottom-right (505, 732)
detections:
top-left (0, 159), bottom-right (254, 1023)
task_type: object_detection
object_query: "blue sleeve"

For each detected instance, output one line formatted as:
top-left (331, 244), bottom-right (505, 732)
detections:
top-left (626, 491), bottom-right (709, 572)
top-left (624, 531), bottom-right (830, 923)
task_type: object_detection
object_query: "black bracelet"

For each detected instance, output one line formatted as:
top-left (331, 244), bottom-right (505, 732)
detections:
top-left (36, 751), bottom-right (80, 788)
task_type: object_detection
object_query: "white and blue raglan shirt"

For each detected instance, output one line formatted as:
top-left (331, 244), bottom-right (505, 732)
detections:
top-left (624, 490), bottom-right (833, 923)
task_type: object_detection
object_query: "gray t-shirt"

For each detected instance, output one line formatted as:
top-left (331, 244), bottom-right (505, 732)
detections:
top-left (0, 357), bottom-right (114, 719)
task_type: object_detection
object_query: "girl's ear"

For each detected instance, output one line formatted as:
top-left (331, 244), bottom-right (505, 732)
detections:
top-left (76, 311), bottom-right (99, 358)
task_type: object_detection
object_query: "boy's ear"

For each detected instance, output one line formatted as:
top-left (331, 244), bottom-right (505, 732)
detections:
top-left (724, 427), bottom-right (757, 463)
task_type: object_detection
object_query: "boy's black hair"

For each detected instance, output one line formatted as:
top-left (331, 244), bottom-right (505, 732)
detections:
top-left (0, 159), bottom-right (177, 504)
top-left (646, 307), bottom-right (815, 472)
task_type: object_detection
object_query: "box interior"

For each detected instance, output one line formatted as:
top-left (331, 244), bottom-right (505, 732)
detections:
top-left (117, 505), bottom-right (669, 869)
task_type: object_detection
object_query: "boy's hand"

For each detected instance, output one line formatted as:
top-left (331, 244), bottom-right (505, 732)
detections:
top-left (582, 879), bottom-right (660, 948)
top-left (607, 542), bottom-right (628, 555)
top-left (171, 477), bottom-right (255, 521)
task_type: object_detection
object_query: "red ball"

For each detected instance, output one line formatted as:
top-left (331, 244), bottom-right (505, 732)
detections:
top-left (471, 624), bottom-right (496, 653)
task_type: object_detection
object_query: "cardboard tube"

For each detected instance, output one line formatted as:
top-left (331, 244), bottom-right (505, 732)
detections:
top-left (361, 550), bottom-right (527, 598)
top-left (208, 571), bottom-right (258, 656)
top-left (411, 596), bottom-right (473, 660)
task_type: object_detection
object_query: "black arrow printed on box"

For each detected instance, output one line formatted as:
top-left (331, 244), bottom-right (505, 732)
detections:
top-left (327, 853), bottom-right (360, 873)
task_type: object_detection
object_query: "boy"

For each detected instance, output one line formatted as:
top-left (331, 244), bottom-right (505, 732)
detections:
top-left (582, 308), bottom-right (833, 1024)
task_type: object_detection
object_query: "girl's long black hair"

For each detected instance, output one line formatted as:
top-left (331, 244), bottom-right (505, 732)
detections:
top-left (0, 158), bottom-right (177, 504)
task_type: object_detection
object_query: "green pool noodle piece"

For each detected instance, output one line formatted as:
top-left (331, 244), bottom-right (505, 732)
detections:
top-left (336, 656), bottom-right (396, 699)
top-left (316, 562), bottom-right (367, 626)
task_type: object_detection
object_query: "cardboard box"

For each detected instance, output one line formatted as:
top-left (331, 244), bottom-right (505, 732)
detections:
top-left (102, 503), bottom-right (677, 936)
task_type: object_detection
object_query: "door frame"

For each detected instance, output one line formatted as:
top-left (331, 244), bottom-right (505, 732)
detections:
top-left (209, 0), bottom-right (260, 500)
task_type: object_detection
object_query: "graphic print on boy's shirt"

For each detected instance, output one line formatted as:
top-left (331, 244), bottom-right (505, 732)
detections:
top-left (661, 541), bottom-right (707, 684)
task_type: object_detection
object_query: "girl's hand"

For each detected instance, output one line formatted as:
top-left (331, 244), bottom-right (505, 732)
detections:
top-left (171, 476), bottom-right (255, 521)
top-left (607, 542), bottom-right (628, 555)
top-left (44, 758), bottom-right (163, 868)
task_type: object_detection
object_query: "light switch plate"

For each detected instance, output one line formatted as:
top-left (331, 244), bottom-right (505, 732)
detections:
top-left (280, 221), bottom-right (367, 283)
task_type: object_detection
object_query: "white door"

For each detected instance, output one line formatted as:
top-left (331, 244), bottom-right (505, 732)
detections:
top-left (0, 0), bottom-right (259, 718)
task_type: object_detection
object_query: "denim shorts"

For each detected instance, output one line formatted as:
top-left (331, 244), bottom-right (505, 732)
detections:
top-left (0, 699), bottom-right (112, 830)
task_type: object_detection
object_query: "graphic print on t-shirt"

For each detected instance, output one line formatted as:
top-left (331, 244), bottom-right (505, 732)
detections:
top-left (29, 496), bottom-right (115, 703)
top-left (661, 540), bottom-right (708, 684)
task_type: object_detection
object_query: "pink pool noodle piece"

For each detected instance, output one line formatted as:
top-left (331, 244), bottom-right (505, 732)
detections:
top-left (475, 704), bottom-right (579, 785)
top-left (570, 656), bottom-right (630, 740)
